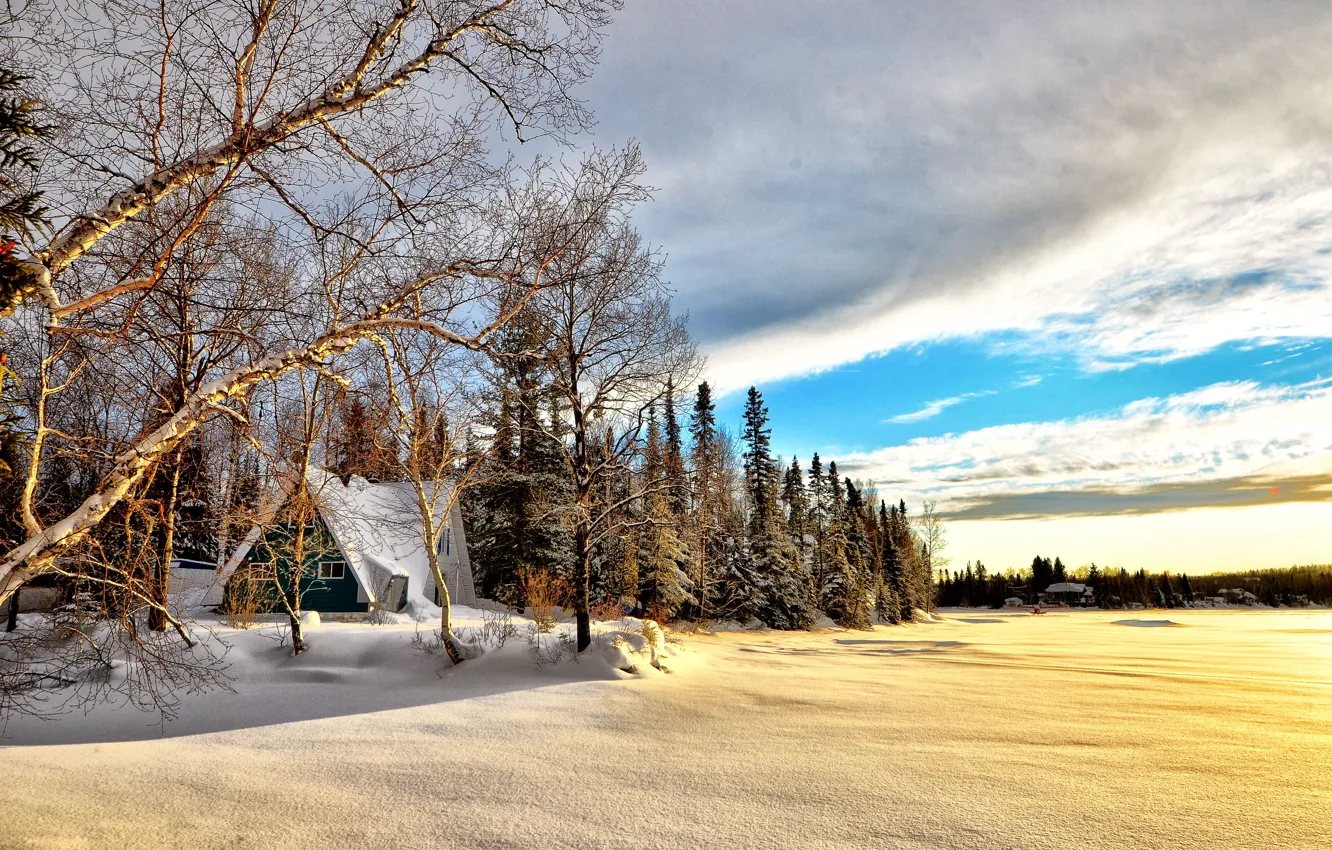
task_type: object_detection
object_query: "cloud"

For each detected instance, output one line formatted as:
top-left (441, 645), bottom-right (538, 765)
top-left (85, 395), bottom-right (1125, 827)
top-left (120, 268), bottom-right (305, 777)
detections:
top-left (886, 390), bottom-right (994, 424)
top-left (582, 2), bottom-right (1332, 392)
top-left (945, 473), bottom-right (1332, 521)
top-left (838, 379), bottom-right (1332, 516)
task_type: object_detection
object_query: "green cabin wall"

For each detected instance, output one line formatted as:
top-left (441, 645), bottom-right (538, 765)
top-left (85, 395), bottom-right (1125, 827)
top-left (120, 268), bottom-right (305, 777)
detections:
top-left (241, 513), bottom-right (368, 613)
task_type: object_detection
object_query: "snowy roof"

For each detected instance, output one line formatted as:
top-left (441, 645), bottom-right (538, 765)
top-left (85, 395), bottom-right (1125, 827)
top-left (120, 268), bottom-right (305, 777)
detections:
top-left (306, 468), bottom-right (455, 608)
top-left (1045, 582), bottom-right (1091, 594)
top-left (208, 468), bottom-right (469, 610)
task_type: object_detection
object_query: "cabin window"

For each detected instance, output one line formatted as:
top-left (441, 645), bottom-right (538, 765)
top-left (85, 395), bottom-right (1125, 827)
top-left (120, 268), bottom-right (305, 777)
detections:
top-left (444, 528), bottom-right (451, 556)
top-left (319, 561), bottom-right (345, 580)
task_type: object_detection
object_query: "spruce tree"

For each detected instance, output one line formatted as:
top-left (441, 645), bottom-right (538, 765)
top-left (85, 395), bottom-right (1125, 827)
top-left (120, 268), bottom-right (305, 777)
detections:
top-left (875, 501), bottom-right (901, 623)
top-left (1160, 573), bottom-right (1177, 609)
top-left (807, 453), bottom-right (827, 590)
top-left (836, 479), bottom-right (873, 628)
top-left (662, 379), bottom-right (686, 517)
top-left (1, 69), bottom-right (52, 313)
top-left (687, 381), bottom-right (720, 618)
top-left (736, 386), bottom-right (813, 629)
top-left (781, 456), bottom-right (808, 556)
top-left (637, 406), bottom-right (692, 619)
top-left (819, 463), bottom-right (855, 623)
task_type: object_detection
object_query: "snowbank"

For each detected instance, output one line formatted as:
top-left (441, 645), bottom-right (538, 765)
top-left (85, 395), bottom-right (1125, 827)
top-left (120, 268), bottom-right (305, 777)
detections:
top-left (1, 607), bottom-right (681, 746)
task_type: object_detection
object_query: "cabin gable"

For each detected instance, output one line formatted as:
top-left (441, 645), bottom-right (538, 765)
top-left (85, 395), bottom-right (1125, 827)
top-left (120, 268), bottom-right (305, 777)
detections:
top-left (240, 512), bottom-right (368, 613)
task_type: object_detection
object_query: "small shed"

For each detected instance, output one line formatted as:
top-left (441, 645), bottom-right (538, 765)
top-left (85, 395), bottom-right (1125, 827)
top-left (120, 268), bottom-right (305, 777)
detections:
top-left (204, 469), bottom-right (476, 614)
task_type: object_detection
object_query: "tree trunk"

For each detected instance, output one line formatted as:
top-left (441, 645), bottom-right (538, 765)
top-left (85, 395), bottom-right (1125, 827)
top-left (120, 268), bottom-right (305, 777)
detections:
top-left (287, 583), bottom-right (306, 656)
top-left (574, 520), bottom-right (591, 652)
top-left (149, 455), bottom-right (183, 632)
top-left (5, 586), bottom-right (18, 631)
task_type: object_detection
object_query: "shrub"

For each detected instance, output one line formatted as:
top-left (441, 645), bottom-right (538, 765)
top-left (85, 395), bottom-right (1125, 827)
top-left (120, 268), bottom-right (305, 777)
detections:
top-left (518, 568), bottom-right (570, 633)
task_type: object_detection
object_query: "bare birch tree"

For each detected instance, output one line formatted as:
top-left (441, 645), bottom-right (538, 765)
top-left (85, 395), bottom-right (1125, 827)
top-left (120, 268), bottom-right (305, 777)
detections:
top-left (0, 0), bottom-right (624, 611)
top-left (514, 157), bottom-right (701, 650)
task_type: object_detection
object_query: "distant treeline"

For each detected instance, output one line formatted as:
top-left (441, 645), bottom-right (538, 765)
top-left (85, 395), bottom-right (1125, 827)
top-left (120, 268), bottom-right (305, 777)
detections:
top-left (938, 558), bottom-right (1332, 608)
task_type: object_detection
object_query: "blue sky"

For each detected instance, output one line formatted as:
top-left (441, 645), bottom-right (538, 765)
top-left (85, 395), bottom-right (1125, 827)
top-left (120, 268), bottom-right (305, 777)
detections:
top-left (560, 1), bottom-right (1332, 572)
top-left (718, 337), bottom-right (1330, 460)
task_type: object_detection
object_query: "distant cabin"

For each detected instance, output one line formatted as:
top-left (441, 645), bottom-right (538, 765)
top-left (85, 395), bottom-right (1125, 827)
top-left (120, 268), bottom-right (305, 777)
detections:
top-left (1040, 582), bottom-right (1095, 607)
top-left (203, 469), bottom-right (476, 615)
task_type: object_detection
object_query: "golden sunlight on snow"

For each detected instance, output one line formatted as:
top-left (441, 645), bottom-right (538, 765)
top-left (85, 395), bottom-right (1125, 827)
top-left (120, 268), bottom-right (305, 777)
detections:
top-left (3, 610), bottom-right (1331, 849)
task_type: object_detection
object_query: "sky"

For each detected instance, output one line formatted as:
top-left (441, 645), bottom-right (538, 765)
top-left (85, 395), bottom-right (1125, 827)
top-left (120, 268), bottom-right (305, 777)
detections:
top-left (564, 0), bottom-right (1332, 574)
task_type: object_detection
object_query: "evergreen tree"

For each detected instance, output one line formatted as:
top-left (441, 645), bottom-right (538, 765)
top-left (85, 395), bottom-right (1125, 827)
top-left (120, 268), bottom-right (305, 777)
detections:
top-left (1031, 555), bottom-right (1055, 602)
top-left (781, 456), bottom-right (808, 557)
top-left (637, 406), bottom-right (692, 619)
top-left (736, 387), bottom-right (813, 629)
top-left (891, 500), bottom-right (918, 620)
top-left (1053, 556), bottom-right (1067, 584)
top-left (686, 381), bottom-right (721, 619)
top-left (875, 501), bottom-right (901, 623)
top-left (0, 70), bottom-right (51, 545)
top-left (1160, 573), bottom-right (1177, 609)
top-left (741, 387), bottom-right (774, 526)
top-left (460, 343), bottom-right (575, 604)
top-left (662, 379), bottom-right (686, 518)
top-left (807, 453), bottom-right (827, 590)
top-left (1, 69), bottom-right (53, 313)
top-left (819, 464), bottom-right (860, 625)
top-left (837, 479), bottom-right (873, 628)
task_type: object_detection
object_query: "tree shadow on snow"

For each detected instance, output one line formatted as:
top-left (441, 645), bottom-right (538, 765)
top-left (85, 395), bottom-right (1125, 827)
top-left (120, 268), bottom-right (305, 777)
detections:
top-left (1, 626), bottom-right (634, 747)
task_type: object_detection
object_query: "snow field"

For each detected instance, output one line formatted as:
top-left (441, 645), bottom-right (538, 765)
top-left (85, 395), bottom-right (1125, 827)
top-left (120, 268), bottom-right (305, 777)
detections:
top-left (2, 608), bottom-right (1330, 849)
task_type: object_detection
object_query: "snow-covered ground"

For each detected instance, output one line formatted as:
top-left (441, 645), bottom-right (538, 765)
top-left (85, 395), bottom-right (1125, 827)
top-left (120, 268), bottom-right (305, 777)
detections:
top-left (3, 608), bottom-right (1331, 849)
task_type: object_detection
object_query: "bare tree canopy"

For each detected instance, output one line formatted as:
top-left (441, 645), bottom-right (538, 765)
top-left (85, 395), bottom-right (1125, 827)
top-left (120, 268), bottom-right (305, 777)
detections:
top-left (0, 0), bottom-right (626, 605)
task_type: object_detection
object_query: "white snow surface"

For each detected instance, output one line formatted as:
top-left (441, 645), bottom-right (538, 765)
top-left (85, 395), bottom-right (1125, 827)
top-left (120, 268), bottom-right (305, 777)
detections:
top-left (3, 608), bottom-right (1332, 849)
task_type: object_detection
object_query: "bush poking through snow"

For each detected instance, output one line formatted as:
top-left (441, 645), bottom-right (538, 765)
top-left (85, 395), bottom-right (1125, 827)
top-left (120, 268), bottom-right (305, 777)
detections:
top-left (519, 568), bottom-right (570, 633)
top-left (454, 606), bottom-right (518, 650)
top-left (409, 625), bottom-right (481, 664)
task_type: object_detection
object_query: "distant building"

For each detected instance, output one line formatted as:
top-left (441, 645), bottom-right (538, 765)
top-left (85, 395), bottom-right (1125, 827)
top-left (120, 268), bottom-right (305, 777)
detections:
top-left (1003, 596), bottom-right (1026, 608)
top-left (1040, 582), bottom-right (1095, 607)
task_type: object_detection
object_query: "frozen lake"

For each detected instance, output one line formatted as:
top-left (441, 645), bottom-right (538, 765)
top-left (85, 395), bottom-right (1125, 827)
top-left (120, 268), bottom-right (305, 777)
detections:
top-left (3, 609), bottom-right (1330, 848)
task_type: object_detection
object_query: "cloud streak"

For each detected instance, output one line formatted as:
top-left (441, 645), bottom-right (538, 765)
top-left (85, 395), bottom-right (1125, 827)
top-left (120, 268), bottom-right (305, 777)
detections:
top-left (886, 390), bottom-right (994, 424)
top-left (839, 379), bottom-right (1332, 517)
top-left (583, 2), bottom-right (1332, 392)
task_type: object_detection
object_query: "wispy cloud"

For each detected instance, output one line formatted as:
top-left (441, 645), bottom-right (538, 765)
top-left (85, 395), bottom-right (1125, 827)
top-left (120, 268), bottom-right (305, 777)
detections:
top-left (842, 378), bottom-right (1332, 516)
top-left (886, 390), bottom-right (994, 424)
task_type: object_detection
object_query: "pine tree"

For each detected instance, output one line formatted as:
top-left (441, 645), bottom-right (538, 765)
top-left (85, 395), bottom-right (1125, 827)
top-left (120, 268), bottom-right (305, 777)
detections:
top-left (0, 69), bottom-right (51, 544)
top-left (819, 463), bottom-right (855, 622)
top-left (741, 387), bottom-right (774, 526)
top-left (781, 456), bottom-right (808, 557)
top-left (662, 379), bottom-right (686, 517)
top-left (875, 502), bottom-right (901, 623)
top-left (836, 479), bottom-right (873, 628)
top-left (1, 69), bottom-right (53, 314)
top-left (637, 406), bottom-right (692, 619)
top-left (807, 453), bottom-right (827, 590)
top-left (686, 382), bottom-right (720, 619)
top-left (736, 387), bottom-right (813, 629)
top-left (1160, 573), bottom-right (1177, 608)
